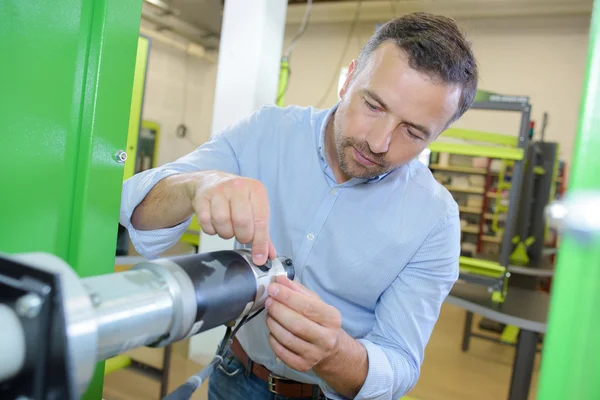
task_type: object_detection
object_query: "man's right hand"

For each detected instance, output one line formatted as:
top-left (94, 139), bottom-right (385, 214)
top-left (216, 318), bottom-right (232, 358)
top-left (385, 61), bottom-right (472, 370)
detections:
top-left (187, 171), bottom-right (276, 266)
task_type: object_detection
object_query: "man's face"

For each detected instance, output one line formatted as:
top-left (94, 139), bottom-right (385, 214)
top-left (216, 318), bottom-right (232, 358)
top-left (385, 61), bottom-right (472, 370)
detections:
top-left (333, 41), bottom-right (462, 180)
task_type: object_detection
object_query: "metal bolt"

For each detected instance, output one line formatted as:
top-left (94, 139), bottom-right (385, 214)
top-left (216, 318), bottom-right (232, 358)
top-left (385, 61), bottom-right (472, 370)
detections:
top-left (114, 150), bottom-right (128, 163)
top-left (90, 292), bottom-right (102, 307)
top-left (546, 201), bottom-right (568, 230)
top-left (546, 193), bottom-right (600, 244)
top-left (16, 293), bottom-right (43, 319)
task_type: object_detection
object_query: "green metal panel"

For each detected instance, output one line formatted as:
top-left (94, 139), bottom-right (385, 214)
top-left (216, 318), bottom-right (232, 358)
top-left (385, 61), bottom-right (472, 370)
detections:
top-left (459, 256), bottom-right (506, 279)
top-left (0, 1), bottom-right (143, 399)
top-left (442, 128), bottom-right (519, 147)
top-left (428, 142), bottom-right (525, 160)
top-left (537, 1), bottom-right (600, 399)
top-left (123, 36), bottom-right (150, 181)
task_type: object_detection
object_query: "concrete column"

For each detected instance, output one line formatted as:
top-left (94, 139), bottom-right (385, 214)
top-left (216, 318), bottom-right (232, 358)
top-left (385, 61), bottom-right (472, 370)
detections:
top-left (189, 0), bottom-right (288, 365)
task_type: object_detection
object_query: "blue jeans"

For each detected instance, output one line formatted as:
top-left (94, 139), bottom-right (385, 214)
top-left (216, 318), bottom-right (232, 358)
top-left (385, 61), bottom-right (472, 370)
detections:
top-left (207, 346), bottom-right (327, 400)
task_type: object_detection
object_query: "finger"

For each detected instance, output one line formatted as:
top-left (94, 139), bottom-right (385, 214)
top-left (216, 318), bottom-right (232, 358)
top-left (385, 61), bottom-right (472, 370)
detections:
top-left (268, 284), bottom-right (333, 327)
top-left (275, 276), bottom-right (319, 299)
top-left (210, 193), bottom-right (234, 239)
top-left (268, 333), bottom-right (312, 372)
top-left (268, 240), bottom-right (277, 260)
top-left (230, 188), bottom-right (253, 244)
top-left (249, 186), bottom-right (270, 265)
top-left (266, 315), bottom-right (314, 360)
top-left (266, 297), bottom-right (326, 344)
top-left (195, 197), bottom-right (215, 235)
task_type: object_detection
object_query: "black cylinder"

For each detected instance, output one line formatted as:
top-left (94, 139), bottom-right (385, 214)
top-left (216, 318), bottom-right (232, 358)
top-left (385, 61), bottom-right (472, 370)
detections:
top-left (167, 251), bottom-right (257, 331)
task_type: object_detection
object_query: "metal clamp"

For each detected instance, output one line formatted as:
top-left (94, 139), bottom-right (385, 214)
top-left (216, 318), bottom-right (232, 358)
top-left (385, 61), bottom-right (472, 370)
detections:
top-left (546, 192), bottom-right (600, 243)
top-left (114, 150), bottom-right (127, 163)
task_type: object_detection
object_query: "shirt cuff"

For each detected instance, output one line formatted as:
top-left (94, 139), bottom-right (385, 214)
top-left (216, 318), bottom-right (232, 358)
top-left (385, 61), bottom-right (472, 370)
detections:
top-left (120, 168), bottom-right (193, 259)
top-left (318, 339), bottom-right (395, 400)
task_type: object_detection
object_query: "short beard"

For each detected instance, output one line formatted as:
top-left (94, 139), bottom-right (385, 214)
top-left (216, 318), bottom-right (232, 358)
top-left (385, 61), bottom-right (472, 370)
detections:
top-left (333, 121), bottom-right (392, 179)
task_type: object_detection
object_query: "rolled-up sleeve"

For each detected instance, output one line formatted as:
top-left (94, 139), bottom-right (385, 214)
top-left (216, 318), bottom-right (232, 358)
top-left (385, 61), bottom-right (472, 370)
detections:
top-left (119, 108), bottom-right (266, 259)
top-left (322, 211), bottom-right (460, 400)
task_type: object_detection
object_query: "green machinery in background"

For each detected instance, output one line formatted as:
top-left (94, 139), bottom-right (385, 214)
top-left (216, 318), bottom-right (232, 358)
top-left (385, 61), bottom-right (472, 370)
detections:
top-left (425, 91), bottom-right (535, 302)
top-left (0, 1), bottom-right (144, 399)
top-left (537, 1), bottom-right (600, 398)
top-left (426, 87), bottom-right (565, 302)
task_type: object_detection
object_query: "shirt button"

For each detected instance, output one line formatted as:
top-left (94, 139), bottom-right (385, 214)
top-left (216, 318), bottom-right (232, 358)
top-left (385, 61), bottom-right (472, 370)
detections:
top-left (307, 233), bottom-right (315, 241)
top-left (330, 188), bottom-right (338, 195)
top-left (276, 357), bottom-right (282, 364)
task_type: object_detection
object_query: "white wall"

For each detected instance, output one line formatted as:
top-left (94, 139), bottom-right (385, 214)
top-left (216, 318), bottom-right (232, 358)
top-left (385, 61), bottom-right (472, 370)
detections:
top-left (142, 14), bottom-right (590, 169)
top-left (141, 28), bottom-right (219, 166)
top-left (281, 14), bottom-right (591, 168)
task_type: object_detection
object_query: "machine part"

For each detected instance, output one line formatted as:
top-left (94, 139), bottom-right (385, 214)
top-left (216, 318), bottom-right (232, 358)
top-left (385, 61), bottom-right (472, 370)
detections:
top-left (537, 2), bottom-right (600, 399)
top-left (114, 150), bottom-right (128, 163)
top-left (0, 249), bottom-right (295, 400)
top-left (83, 266), bottom-right (188, 361)
top-left (546, 193), bottom-right (600, 242)
top-left (163, 354), bottom-right (223, 400)
top-left (15, 293), bottom-right (43, 319)
top-left (161, 250), bottom-right (294, 336)
top-left (16, 252), bottom-right (98, 400)
top-left (0, 304), bottom-right (26, 382)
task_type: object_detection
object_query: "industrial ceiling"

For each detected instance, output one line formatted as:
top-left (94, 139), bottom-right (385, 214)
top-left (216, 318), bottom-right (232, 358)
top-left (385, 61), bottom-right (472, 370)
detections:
top-left (141, 0), bottom-right (593, 50)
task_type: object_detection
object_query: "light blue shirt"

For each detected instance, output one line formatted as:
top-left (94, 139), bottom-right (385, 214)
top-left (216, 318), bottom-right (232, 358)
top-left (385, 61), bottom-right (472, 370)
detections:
top-left (120, 104), bottom-right (460, 400)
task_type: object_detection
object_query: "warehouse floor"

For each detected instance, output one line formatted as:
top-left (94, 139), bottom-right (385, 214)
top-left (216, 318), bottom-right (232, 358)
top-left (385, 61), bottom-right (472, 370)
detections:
top-left (103, 301), bottom-right (541, 400)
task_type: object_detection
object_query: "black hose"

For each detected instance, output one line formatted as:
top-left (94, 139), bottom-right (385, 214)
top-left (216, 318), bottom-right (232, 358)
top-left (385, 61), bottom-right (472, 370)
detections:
top-left (161, 356), bottom-right (223, 400)
top-left (161, 309), bottom-right (265, 400)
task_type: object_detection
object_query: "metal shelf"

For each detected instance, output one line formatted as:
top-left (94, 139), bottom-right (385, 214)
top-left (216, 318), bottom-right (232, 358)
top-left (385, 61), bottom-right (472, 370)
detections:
top-left (430, 163), bottom-right (488, 174)
top-left (459, 206), bottom-right (482, 214)
top-left (429, 142), bottom-right (525, 160)
top-left (462, 226), bottom-right (480, 234)
top-left (482, 235), bottom-right (503, 244)
top-left (445, 185), bottom-right (485, 194)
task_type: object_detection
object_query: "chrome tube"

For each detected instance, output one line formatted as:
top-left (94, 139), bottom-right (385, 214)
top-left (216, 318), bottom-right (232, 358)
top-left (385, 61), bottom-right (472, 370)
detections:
top-left (82, 268), bottom-right (176, 361)
top-left (0, 304), bottom-right (26, 382)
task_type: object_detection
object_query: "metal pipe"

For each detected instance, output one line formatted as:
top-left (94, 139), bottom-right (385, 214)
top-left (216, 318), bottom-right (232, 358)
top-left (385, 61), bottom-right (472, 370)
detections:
top-left (83, 269), bottom-right (177, 361)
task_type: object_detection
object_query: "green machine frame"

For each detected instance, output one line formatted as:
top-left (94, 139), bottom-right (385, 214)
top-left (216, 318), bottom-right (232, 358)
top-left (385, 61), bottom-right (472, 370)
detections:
top-left (0, 1), bottom-right (144, 399)
top-left (537, 1), bottom-right (600, 398)
top-left (428, 92), bottom-right (533, 301)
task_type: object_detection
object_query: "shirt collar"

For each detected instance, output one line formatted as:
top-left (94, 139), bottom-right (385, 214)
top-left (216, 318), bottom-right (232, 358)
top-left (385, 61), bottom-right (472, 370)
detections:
top-left (317, 102), bottom-right (392, 185)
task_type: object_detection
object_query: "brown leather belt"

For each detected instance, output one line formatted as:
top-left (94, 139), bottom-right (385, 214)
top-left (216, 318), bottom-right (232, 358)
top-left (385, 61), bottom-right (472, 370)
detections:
top-left (230, 337), bottom-right (324, 398)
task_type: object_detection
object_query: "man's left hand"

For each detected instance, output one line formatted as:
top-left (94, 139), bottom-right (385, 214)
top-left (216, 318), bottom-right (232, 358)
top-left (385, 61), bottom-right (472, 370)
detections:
top-left (265, 275), bottom-right (342, 372)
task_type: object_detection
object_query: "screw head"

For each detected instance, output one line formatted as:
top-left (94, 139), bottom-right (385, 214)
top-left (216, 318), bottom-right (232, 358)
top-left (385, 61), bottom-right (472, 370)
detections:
top-left (90, 292), bottom-right (102, 307)
top-left (16, 293), bottom-right (43, 319)
top-left (115, 150), bottom-right (128, 163)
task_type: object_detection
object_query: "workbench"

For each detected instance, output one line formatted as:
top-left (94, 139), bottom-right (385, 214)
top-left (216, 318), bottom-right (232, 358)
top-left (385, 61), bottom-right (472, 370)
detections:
top-left (447, 282), bottom-right (549, 400)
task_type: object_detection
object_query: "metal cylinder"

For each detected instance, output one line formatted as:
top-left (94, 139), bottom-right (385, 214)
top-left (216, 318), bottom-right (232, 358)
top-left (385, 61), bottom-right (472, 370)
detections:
top-left (82, 250), bottom-right (294, 361)
top-left (82, 268), bottom-right (177, 361)
top-left (165, 250), bottom-right (294, 334)
top-left (0, 304), bottom-right (26, 382)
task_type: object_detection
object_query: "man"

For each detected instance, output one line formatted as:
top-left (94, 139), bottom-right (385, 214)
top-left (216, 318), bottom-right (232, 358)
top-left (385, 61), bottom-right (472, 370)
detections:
top-left (120, 12), bottom-right (478, 400)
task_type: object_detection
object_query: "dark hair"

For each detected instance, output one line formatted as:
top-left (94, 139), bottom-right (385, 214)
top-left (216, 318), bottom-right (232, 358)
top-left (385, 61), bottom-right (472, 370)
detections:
top-left (356, 12), bottom-right (478, 122)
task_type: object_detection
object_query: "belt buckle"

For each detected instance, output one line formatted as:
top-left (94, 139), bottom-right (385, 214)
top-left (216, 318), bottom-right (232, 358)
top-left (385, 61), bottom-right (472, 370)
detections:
top-left (267, 372), bottom-right (286, 394)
